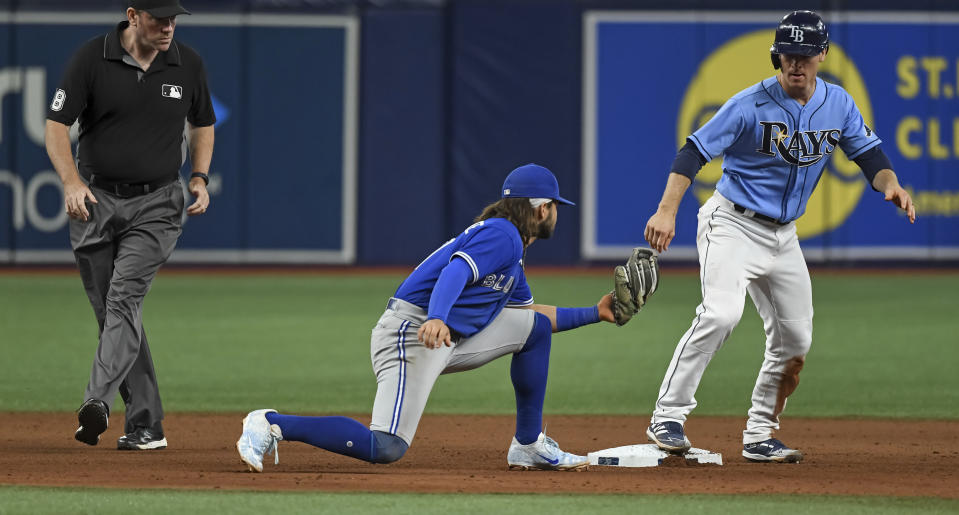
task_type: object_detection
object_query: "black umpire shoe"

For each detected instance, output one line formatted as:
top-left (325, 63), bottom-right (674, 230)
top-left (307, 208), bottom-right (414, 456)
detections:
top-left (74, 399), bottom-right (109, 446)
top-left (117, 428), bottom-right (168, 450)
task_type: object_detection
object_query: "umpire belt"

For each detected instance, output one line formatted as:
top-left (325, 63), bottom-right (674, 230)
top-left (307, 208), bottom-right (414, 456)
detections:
top-left (731, 203), bottom-right (786, 226)
top-left (90, 174), bottom-right (178, 198)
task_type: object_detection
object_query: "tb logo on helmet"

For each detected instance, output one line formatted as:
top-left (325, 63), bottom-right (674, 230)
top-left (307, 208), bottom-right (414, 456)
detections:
top-left (789, 26), bottom-right (804, 43)
top-left (770, 11), bottom-right (829, 69)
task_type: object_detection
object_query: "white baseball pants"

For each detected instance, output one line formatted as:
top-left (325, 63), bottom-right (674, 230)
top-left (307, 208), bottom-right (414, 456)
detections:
top-left (651, 191), bottom-right (813, 444)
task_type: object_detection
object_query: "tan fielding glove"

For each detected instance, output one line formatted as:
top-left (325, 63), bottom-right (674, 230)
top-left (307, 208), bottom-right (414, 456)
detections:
top-left (611, 247), bottom-right (660, 326)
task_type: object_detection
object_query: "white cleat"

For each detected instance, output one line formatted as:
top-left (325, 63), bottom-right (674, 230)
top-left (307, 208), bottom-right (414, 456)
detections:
top-left (507, 432), bottom-right (588, 471)
top-left (236, 409), bottom-right (283, 472)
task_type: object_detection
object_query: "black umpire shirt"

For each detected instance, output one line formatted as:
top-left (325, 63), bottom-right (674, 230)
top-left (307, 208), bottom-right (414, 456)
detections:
top-left (46, 21), bottom-right (216, 184)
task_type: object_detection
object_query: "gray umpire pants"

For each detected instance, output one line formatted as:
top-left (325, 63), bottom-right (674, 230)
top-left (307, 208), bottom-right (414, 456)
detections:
top-left (69, 180), bottom-right (184, 435)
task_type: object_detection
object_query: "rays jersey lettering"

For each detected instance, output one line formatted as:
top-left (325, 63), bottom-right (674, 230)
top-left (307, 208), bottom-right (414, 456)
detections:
top-left (756, 122), bottom-right (841, 167)
top-left (687, 76), bottom-right (882, 223)
top-left (393, 218), bottom-right (532, 337)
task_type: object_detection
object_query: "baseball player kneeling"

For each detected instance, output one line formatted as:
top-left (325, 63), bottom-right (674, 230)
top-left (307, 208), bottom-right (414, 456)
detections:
top-left (236, 164), bottom-right (655, 472)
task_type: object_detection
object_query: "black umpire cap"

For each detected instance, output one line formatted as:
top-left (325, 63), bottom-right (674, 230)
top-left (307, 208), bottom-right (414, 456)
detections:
top-left (129, 0), bottom-right (191, 17)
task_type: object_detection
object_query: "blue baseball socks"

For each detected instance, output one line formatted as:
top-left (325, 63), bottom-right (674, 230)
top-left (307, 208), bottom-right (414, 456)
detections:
top-left (510, 312), bottom-right (552, 445)
top-left (264, 413), bottom-right (408, 464)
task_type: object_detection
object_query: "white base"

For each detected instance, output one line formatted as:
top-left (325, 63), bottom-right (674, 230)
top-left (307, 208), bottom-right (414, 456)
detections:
top-left (588, 443), bottom-right (723, 467)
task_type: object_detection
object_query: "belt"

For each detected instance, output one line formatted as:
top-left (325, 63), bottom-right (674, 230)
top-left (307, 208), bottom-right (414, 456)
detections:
top-left (732, 203), bottom-right (785, 225)
top-left (90, 174), bottom-right (177, 198)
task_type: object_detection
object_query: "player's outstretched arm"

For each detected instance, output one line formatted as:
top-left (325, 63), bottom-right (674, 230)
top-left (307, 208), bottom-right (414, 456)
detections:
top-left (872, 169), bottom-right (916, 224)
top-left (518, 293), bottom-right (615, 333)
top-left (518, 304), bottom-right (557, 329)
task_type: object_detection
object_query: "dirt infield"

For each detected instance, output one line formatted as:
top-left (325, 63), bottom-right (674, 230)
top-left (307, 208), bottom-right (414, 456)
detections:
top-left (2, 413), bottom-right (957, 497)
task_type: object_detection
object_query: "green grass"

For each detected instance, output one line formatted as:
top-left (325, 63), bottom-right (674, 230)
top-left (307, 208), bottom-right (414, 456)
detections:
top-left (1, 487), bottom-right (957, 515)
top-left (1, 273), bottom-right (956, 511)
top-left (0, 271), bottom-right (957, 418)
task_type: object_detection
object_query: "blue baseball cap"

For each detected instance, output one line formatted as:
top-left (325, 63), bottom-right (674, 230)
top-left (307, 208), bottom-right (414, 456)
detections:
top-left (501, 164), bottom-right (575, 206)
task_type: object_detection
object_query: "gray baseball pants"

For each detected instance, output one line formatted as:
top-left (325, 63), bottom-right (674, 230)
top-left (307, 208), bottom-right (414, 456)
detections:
top-left (69, 180), bottom-right (183, 434)
top-left (369, 298), bottom-right (536, 445)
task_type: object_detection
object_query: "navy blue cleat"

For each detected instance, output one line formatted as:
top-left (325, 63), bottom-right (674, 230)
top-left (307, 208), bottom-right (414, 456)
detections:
top-left (646, 421), bottom-right (691, 453)
top-left (742, 438), bottom-right (803, 463)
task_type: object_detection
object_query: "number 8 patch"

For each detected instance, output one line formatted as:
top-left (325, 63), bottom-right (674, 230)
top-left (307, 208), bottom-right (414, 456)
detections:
top-left (51, 89), bottom-right (66, 111)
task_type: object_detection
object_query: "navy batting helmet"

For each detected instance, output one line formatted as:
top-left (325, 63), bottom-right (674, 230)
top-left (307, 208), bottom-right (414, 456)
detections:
top-left (770, 10), bottom-right (829, 69)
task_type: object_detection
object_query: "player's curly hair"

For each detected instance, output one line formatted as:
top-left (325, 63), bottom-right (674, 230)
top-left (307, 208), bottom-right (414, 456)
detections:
top-left (474, 198), bottom-right (543, 246)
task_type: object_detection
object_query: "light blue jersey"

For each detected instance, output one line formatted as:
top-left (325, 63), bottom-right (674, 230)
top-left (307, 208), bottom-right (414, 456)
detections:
top-left (393, 218), bottom-right (533, 337)
top-left (689, 76), bottom-right (881, 223)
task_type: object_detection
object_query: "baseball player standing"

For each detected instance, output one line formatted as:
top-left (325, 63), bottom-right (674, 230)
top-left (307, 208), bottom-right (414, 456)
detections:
top-left (45, 0), bottom-right (215, 450)
top-left (642, 11), bottom-right (915, 462)
top-left (237, 164), bottom-right (625, 472)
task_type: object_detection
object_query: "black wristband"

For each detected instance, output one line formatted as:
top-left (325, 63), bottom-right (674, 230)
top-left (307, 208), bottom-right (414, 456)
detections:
top-left (190, 172), bottom-right (209, 185)
top-left (670, 140), bottom-right (708, 180)
top-left (852, 146), bottom-right (892, 189)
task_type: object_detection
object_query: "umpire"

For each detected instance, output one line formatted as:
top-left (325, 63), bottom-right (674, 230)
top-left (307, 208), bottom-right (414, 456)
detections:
top-left (44, 0), bottom-right (215, 450)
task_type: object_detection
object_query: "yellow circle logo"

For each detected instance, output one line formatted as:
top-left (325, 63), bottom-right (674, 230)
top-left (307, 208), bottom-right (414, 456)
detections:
top-left (677, 29), bottom-right (872, 238)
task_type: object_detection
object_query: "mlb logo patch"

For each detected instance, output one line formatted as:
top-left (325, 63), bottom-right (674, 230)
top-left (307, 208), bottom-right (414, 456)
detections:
top-left (162, 84), bottom-right (183, 99)
top-left (50, 89), bottom-right (66, 111)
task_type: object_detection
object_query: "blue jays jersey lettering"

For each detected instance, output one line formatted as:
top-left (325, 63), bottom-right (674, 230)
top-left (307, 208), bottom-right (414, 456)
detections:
top-left (394, 218), bottom-right (532, 337)
top-left (689, 76), bottom-right (881, 222)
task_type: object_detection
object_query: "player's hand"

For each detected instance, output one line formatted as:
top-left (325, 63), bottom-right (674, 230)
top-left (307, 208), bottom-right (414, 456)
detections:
top-left (418, 319), bottom-right (452, 349)
top-left (187, 177), bottom-right (210, 216)
top-left (644, 210), bottom-right (677, 252)
top-left (63, 177), bottom-right (97, 221)
top-left (596, 293), bottom-right (616, 323)
top-left (884, 184), bottom-right (916, 224)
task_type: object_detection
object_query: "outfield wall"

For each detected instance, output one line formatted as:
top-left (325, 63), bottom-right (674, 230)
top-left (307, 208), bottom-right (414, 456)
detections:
top-left (1, 0), bottom-right (957, 265)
